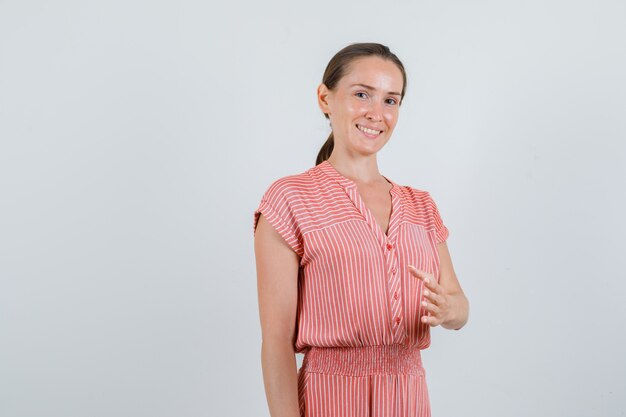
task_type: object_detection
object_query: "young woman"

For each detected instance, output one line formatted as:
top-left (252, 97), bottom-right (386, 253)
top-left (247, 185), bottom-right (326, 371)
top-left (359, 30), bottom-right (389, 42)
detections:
top-left (253, 42), bottom-right (469, 417)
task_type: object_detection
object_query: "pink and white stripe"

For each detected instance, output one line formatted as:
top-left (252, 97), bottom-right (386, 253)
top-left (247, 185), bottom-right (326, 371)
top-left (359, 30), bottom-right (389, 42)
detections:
top-left (254, 160), bottom-right (449, 417)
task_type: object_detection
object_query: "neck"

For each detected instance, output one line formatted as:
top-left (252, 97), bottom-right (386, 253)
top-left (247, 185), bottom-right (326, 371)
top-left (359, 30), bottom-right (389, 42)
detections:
top-left (327, 154), bottom-right (385, 185)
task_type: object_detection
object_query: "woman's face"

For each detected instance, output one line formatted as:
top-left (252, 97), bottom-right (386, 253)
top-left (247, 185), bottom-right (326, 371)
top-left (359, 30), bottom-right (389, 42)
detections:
top-left (318, 56), bottom-right (404, 158)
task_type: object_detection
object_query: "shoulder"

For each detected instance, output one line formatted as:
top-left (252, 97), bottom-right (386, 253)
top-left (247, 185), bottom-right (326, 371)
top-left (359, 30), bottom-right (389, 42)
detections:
top-left (399, 185), bottom-right (439, 208)
top-left (400, 185), bottom-right (446, 222)
top-left (259, 167), bottom-right (316, 203)
top-left (401, 184), bottom-right (449, 241)
top-left (402, 185), bottom-right (433, 201)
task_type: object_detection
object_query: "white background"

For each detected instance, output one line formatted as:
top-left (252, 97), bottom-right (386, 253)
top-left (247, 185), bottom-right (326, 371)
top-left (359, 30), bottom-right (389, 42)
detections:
top-left (1, 1), bottom-right (625, 416)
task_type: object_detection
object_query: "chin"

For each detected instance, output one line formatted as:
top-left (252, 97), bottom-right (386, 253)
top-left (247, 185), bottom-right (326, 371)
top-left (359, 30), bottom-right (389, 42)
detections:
top-left (354, 142), bottom-right (387, 156)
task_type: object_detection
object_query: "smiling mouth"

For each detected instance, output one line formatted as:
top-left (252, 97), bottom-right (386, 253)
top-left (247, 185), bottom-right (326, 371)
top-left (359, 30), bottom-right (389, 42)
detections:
top-left (356, 124), bottom-right (383, 137)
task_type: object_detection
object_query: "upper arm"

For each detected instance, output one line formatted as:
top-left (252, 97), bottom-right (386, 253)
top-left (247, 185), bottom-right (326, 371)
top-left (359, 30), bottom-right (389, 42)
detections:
top-left (436, 241), bottom-right (464, 296)
top-left (254, 213), bottom-right (300, 343)
top-left (423, 189), bottom-right (458, 293)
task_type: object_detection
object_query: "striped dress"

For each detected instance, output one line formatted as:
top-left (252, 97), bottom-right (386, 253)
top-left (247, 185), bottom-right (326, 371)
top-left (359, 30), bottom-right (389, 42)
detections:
top-left (253, 159), bottom-right (450, 417)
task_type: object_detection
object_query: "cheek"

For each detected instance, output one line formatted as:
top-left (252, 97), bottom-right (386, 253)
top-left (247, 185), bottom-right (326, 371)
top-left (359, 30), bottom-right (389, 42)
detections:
top-left (346, 103), bottom-right (364, 118)
top-left (384, 111), bottom-right (398, 126)
top-left (347, 98), bottom-right (370, 114)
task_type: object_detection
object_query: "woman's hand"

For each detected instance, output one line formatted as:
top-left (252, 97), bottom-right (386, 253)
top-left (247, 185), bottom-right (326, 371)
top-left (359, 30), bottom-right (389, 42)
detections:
top-left (407, 265), bottom-right (452, 327)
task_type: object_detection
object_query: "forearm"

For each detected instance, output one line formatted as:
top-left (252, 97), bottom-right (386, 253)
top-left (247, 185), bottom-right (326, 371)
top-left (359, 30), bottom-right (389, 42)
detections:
top-left (442, 292), bottom-right (469, 330)
top-left (261, 338), bottom-right (301, 417)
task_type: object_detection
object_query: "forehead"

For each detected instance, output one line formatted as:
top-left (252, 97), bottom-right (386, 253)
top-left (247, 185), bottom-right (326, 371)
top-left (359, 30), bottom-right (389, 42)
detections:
top-left (339, 56), bottom-right (403, 93)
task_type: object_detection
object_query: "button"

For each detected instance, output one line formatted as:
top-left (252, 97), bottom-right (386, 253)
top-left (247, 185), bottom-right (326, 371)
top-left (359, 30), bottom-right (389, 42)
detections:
top-left (395, 317), bottom-right (401, 324)
top-left (393, 292), bottom-right (399, 300)
top-left (386, 243), bottom-right (393, 250)
top-left (391, 267), bottom-right (397, 274)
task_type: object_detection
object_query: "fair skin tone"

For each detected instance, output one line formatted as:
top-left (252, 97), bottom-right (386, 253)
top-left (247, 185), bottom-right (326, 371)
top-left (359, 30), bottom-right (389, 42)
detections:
top-left (254, 218), bottom-right (301, 417)
top-left (254, 55), bottom-right (469, 417)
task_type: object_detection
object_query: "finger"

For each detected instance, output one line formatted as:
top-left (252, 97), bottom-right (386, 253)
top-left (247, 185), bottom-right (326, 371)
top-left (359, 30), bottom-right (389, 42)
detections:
top-left (421, 299), bottom-right (440, 315)
top-left (421, 314), bottom-right (441, 327)
top-left (425, 287), bottom-right (447, 305)
top-left (423, 289), bottom-right (441, 305)
top-left (407, 264), bottom-right (425, 279)
top-left (421, 277), bottom-right (442, 296)
top-left (408, 265), bottom-right (436, 287)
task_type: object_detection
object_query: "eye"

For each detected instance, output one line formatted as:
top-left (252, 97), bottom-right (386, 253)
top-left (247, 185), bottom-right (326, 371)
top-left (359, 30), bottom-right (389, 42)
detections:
top-left (355, 91), bottom-right (368, 99)
top-left (386, 98), bottom-right (398, 105)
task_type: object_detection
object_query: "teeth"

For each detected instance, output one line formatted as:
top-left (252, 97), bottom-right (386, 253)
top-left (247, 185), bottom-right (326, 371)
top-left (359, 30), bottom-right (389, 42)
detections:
top-left (357, 124), bottom-right (381, 135)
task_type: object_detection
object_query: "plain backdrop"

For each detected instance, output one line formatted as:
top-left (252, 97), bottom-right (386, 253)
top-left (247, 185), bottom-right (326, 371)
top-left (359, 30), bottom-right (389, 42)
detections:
top-left (1, 1), bottom-right (625, 416)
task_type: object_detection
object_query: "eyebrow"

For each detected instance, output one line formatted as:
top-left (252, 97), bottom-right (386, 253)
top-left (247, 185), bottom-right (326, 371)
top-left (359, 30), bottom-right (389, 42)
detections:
top-left (350, 83), bottom-right (402, 97)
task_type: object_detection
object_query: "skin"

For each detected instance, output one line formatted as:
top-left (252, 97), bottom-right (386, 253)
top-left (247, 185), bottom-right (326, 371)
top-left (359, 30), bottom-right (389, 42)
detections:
top-left (254, 56), bottom-right (469, 417)
top-left (255, 215), bottom-right (301, 417)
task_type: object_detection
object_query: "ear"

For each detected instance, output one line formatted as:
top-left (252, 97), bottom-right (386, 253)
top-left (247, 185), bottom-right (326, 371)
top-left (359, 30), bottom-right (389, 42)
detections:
top-left (317, 83), bottom-right (332, 115)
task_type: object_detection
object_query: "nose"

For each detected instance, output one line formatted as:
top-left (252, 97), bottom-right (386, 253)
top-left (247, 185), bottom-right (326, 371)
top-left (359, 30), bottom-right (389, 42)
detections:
top-left (366, 100), bottom-right (383, 122)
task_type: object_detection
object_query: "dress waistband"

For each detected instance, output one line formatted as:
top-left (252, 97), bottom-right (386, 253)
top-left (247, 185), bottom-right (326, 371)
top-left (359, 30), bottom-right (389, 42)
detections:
top-left (300, 344), bottom-right (424, 377)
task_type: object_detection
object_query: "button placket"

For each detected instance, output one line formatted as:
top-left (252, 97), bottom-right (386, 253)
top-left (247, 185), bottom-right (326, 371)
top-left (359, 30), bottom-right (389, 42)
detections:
top-left (385, 186), bottom-right (406, 343)
top-left (385, 237), bottom-right (405, 342)
top-left (317, 161), bottom-right (408, 343)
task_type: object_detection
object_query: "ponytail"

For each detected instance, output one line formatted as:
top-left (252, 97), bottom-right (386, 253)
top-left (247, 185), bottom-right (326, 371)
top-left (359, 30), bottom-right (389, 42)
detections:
top-left (315, 132), bottom-right (334, 165)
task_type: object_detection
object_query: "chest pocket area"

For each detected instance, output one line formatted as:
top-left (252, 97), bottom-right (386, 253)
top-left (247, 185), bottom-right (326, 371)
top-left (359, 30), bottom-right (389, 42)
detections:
top-left (304, 218), bottom-right (382, 270)
top-left (301, 219), bottom-right (388, 318)
top-left (401, 223), bottom-right (440, 276)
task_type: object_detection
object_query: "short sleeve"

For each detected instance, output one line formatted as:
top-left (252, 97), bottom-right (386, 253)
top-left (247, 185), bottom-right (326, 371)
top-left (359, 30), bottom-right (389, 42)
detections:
top-left (253, 179), bottom-right (304, 257)
top-left (425, 191), bottom-right (450, 244)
